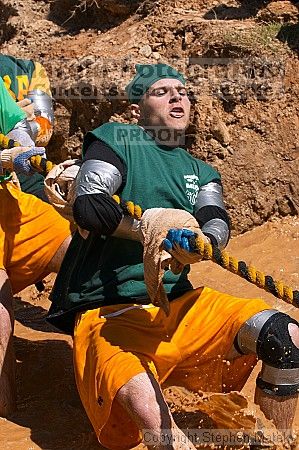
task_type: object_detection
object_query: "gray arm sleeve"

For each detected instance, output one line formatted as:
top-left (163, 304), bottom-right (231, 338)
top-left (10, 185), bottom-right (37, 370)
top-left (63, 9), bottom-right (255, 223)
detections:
top-left (75, 159), bottom-right (122, 198)
top-left (7, 119), bottom-right (35, 146)
top-left (75, 158), bottom-right (143, 241)
top-left (195, 182), bottom-right (230, 249)
top-left (26, 90), bottom-right (54, 124)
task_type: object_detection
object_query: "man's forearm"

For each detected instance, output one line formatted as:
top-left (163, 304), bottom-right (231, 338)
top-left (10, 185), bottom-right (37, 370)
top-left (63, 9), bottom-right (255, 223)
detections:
top-left (112, 216), bottom-right (142, 241)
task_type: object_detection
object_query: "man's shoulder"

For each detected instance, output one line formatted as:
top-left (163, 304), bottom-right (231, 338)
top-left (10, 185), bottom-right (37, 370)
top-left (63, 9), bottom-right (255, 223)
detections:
top-left (185, 150), bottom-right (214, 166)
top-left (93, 122), bottom-right (137, 133)
top-left (183, 151), bottom-right (220, 179)
top-left (180, 149), bottom-right (204, 165)
top-left (83, 122), bottom-right (138, 154)
top-left (0, 55), bottom-right (35, 75)
top-left (90, 122), bottom-right (139, 142)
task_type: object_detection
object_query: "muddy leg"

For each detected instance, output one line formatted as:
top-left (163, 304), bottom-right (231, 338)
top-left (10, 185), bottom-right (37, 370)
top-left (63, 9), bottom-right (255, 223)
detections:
top-left (254, 388), bottom-right (298, 430)
top-left (46, 235), bottom-right (71, 273)
top-left (116, 372), bottom-right (196, 450)
top-left (254, 323), bottom-right (299, 431)
top-left (0, 269), bottom-right (16, 416)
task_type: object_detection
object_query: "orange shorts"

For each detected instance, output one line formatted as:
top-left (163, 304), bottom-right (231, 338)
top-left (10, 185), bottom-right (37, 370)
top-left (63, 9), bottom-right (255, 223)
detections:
top-left (0, 181), bottom-right (71, 293)
top-left (73, 287), bottom-right (271, 449)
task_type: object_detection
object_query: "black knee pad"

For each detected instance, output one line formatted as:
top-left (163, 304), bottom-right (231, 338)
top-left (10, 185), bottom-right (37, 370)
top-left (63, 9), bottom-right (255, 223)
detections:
top-left (256, 312), bottom-right (299, 396)
top-left (257, 312), bottom-right (299, 368)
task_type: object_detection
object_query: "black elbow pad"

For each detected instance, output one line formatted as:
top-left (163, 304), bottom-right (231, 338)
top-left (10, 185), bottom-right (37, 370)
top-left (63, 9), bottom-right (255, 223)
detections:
top-left (73, 193), bottom-right (123, 235)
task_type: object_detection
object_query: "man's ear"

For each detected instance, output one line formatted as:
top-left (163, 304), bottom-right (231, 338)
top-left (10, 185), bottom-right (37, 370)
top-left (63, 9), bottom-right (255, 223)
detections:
top-left (130, 104), bottom-right (141, 121)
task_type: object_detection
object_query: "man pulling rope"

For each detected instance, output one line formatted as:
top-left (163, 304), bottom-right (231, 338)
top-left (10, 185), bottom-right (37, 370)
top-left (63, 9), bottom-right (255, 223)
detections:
top-left (0, 76), bottom-right (72, 417)
top-left (47, 64), bottom-right (299, 449)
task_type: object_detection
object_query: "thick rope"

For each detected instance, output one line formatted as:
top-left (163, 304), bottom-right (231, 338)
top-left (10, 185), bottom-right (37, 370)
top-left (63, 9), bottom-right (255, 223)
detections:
top-left (0, 133), bottom-right (55, 175)
top-left (30, 154), bottom-right (54, 175)
top-left (112, 194), bottom-right (142, 221)
top-left (1, 135), bottom-right (297, 307)
top-left (0, 133), bottom-right (20, 150)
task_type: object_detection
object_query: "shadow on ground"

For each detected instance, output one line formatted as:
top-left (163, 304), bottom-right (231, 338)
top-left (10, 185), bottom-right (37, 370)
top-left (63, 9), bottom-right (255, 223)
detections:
top-left (204, 0), bottom-right (298, 20)
top-left (7, 335), bottom-right (102, 449)
top-left (0, 0), bottom-right (18, 44)
top-left (277, 23), bottom-right (299, 55)
top-left (48, 0), bottom-right (141, 33)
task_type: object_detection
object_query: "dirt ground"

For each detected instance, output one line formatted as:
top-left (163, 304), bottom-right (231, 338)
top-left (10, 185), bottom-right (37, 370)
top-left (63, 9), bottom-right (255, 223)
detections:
top-left (0, 215), bottom-right (297, 450)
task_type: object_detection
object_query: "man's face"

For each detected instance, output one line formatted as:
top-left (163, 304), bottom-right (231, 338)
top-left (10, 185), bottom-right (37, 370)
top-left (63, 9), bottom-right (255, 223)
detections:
top-left (137, 78), bottom-right (191, 132)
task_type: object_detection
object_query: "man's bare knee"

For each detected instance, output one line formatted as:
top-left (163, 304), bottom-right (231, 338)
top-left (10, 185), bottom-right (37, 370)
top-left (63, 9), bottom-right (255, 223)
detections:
top-left (0, 269), bottom-right (14, 321)
top-left (117, 372), bottom-right (171, 430)
top-left (236, 310), bottom-right (299, 429)
top-left (116, 372), bottom-right (196, 449)
top-left (289, 323), bottom-right (299, 348)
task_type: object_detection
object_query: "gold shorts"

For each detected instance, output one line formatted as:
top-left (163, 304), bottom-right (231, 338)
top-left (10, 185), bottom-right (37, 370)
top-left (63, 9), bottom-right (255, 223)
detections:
top-left (0, 181), bottom-right (71, 293)
top-left (73, 287), bottom-right (271, 449)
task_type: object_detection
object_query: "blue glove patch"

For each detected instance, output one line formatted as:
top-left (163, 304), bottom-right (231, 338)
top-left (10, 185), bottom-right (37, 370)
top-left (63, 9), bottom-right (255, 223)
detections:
top-left (163, 228), bottom-right (198, 253)
top-left (14, 147), bottom-right (45, 175)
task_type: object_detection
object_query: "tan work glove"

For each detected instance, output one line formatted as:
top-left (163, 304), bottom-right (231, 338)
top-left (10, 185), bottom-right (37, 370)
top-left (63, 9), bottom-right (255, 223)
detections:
top-left (138, 208), bottom-right (208, 315)
top-left (44, 159), bottom-right (81, 222)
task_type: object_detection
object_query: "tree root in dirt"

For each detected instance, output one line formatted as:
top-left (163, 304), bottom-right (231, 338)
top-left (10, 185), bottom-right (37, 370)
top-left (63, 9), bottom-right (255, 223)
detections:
top-left (64, 0), bottom-right (140, 23)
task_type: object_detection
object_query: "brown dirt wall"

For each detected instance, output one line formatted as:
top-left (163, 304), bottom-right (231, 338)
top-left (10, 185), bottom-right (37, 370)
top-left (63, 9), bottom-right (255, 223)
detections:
top-left (1, 0), bottom-right (298, 235)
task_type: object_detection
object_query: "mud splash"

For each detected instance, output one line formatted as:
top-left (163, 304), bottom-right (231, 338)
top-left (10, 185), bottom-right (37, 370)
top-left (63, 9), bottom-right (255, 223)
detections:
top-left (165, 386), bottom-right (296, 449)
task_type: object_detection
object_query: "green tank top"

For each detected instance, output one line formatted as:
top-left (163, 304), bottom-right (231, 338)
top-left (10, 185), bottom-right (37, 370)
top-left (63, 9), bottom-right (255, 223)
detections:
top-left (0, 76), bottom-right (26, 182)
top-left (48, 123), bottom-right (220, 333)
top-left (0, 76), bottom-right (25, 135)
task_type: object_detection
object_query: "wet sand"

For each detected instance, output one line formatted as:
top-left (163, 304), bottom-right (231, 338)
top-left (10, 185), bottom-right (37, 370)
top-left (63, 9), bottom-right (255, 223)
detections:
top-left (0, 216), bottom-right (298, 449)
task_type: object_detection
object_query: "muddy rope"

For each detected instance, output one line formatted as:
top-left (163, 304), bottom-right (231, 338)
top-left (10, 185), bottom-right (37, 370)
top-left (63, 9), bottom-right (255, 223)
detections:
top-left (1, 133), bottom-right (298, 307)
top-left (112, 194), bottom-right (299, 307)
top-left (0, 133), bottom-right (20, 150)
top-left (0, 133), bottom-right (54, 174)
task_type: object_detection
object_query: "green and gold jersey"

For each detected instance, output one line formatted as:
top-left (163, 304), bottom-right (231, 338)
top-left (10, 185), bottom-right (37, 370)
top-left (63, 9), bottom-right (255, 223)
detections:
top-left (0, 56), bottom-right (50, 194)
top-left (0, 76), bottom-right (25, 182)
top-left (0, 55), bottom-right (51, 100)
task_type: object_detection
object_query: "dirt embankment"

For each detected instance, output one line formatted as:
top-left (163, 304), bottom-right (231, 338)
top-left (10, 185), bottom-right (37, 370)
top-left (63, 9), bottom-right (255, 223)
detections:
top-left (0, 3), bottom-right (299, 449)
top-left (1, 0), bottom-right (299, 235)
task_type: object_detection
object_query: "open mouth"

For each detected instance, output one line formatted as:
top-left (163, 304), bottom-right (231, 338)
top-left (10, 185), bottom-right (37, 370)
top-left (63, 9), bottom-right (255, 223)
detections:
top-left (169, 106), bottom-right (184, 118)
